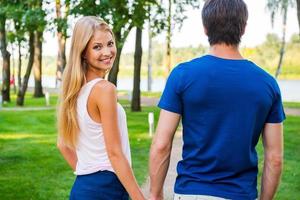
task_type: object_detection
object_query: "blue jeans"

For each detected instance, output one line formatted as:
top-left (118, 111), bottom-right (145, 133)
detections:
top-left (70, 170), bottom-right (129, 200)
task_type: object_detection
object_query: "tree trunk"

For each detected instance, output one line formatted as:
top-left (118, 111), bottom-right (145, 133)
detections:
top-left (147, 6), bottom-right (152, 92)
top-left (297, 0), bottom-right (300, 37)
top-left (56, 32), bottom-right (66, 86)
top-left (275, 6), bottom-right (287, 78)
top-left (55, 0), bottom-right (68, 87)
top-left (17, 40), bottom-right (22, 91)
top-left (108, 26), bottom-right (133, 86)
top-left (33, 31), bottom-right (44, 97)
top-left (108, 47), bottom-right (122, 86)
top-left (108, 32), bottom-right (123, 86)
top-left (0, 15), bottom-right (11, 102)
top-left (17, 32), bottom-right (35, 106)
top-left (165, 0), bottom-right (172, 77)
top-left (131, 27), bottom-right (142, 112)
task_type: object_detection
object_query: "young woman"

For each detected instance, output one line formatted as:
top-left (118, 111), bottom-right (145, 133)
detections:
top-left (57, 16), bottom-right (145, 200)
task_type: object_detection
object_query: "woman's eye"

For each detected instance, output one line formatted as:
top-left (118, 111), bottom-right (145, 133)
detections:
top-left (93, 45), bottom-right (101, 50)
top-left (108, 41), bottom-right (114, 46)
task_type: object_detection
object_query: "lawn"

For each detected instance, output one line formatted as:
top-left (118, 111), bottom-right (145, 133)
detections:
top-left (0, 94), bottom-right (299, 199)
top-left (284, 101), bottom-right (300, 109)
top-left (2, 92), bottom-right (59, 108)
top-left (0, 100), bottom-right (160, 199)
top-left (256, 115), bottom-right (300, 199)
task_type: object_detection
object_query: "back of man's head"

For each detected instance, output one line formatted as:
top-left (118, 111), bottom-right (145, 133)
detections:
top-left (202, 0), bottom-right (248, 46)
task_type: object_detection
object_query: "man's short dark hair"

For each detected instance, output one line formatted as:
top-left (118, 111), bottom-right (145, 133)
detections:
top-left (202, 0), bottom-right (248, 46)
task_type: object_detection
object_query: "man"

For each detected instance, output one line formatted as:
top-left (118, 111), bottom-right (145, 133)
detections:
top-left (149, 0), bottom-right (285, 199)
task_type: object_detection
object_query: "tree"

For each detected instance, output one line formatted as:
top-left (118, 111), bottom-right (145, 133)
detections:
top-left (55, 0), bottom-right (70, 87)
top-left (0, 1), bottom-right (11, 102)
top-left (163, 0), bottom-right (200, 75)
top-left (16, 32), bottom-right (34, 106)
top-left (147, 5), bottom-right (153, 92)
top-left (16, 1), bottom-right (46, 105)
top-left (131, 27), bottom-right (143, 111)
top-left (267, 0), bottom-right (293, 78)
top-left (297, 0), bottom-right (300, 36)
top-left (131, 0), bottom-right (165, 111)
top-left (165, 0), bottom-right (172, 76)
top-left (32, 1), bottom-right (46, 97)
top-left (7, 3), bottom-right (26, 91)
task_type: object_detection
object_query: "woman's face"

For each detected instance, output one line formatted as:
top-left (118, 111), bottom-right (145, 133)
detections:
top-left (83, 29), bottom-right (116, 74)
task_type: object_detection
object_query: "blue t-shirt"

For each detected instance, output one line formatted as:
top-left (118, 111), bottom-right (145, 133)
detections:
top-left (158, 55), bottom-right (285, 200)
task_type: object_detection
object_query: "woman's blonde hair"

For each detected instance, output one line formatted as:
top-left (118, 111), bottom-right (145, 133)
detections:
top-left (57, 16), bottom-right (114, 149)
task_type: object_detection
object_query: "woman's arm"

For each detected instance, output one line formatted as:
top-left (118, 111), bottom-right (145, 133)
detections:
top-left (57, 139), bottom-right (77, 171)
top-left (93, 80), bottom-right (145, 200)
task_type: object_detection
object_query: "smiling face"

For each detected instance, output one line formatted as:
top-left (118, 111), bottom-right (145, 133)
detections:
top-left (83, 29), bottom-right (116, 77)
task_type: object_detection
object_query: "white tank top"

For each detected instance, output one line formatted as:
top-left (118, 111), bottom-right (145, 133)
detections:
top-left (75, 78), bottom-right (132, 175)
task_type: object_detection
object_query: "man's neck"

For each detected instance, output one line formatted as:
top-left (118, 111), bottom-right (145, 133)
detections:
top-left (209, 43), bottom-right (243, 60)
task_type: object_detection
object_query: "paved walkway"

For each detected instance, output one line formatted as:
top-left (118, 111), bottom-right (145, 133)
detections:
top-left (284, 107), bottom-right (300, 116)
top-left (141, 132), bottom-right (182, 200)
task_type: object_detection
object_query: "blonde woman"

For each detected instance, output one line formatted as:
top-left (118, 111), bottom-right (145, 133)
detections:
top-left (57, 16), bottom-right (145, 200)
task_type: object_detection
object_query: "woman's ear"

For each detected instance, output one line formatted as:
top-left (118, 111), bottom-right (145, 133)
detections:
top-left (82, 50), bottom-right (87, 60)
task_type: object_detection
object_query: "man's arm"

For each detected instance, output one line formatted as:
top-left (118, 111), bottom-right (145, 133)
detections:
top-left (260, 123), bottom-right (284, 200)
top-left (149, 109), bottom-right (181, 200)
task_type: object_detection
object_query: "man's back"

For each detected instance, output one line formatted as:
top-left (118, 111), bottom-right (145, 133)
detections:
top-left (158, 55), bottom-right (285, 199)
top-left (150, 1), bottom-right (284, 199)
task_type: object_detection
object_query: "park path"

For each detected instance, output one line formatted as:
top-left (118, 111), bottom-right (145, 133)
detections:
top-left (141, 132), bottom-right (182, 200)
top-left (136, 96), bottom-right (300, 116)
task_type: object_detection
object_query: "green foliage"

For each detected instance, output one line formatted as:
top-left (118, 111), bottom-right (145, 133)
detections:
top-left (72, 0), bottom-right (129, 46)
top-left (119, 42), bottom-right (208, 77)
top-left (241, 33), bottom-right (300, 79)
top-left (71, 0), bottom-right (163, 46)
top-left (22, 6), bottom-right (47, 33)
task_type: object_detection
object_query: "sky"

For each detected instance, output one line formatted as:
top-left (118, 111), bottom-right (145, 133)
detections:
top-left (43, 0), bottom-right (299, 55)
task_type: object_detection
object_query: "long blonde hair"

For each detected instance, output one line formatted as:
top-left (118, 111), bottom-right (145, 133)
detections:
top-left (57, 16), bottom-right (114, 149)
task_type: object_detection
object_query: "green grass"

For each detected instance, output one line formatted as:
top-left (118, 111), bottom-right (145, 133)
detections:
top-left (0, 101), bottom-right (159, 199)
top-left (283, 102), bottom-right (300, 109)
top-left (118, 90), bottom-right (162, 98)
top-left (256, 116), bottom-right (300, 199)
top-left (2, 92), bottom-right (59, 108)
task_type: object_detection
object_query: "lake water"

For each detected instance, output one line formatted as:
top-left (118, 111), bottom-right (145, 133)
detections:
top-left (28, 76), bottom-right (300, 102)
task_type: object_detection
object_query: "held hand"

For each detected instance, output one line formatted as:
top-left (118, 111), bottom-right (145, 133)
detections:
top-left (149, 193), bottom-right (163, 200)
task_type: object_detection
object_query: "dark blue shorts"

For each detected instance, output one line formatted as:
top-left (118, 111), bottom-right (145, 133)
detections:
top-left (70, 170), bottom-right (129, 200)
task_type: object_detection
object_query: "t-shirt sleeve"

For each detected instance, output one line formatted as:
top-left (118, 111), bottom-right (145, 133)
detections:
top-left (266, 81), bottom-right (286, 123)
top-left (158, 66), bottom-right (183, 114)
